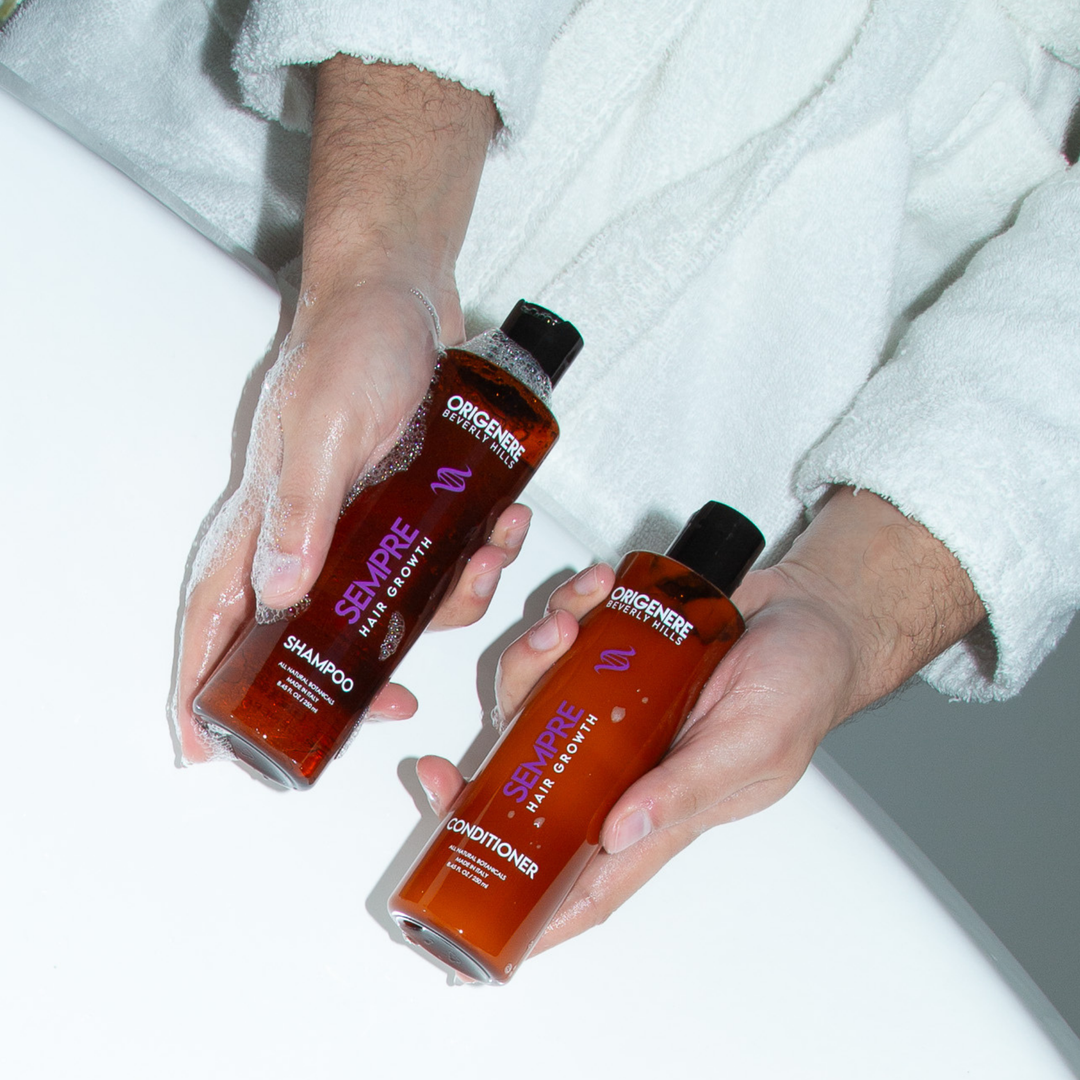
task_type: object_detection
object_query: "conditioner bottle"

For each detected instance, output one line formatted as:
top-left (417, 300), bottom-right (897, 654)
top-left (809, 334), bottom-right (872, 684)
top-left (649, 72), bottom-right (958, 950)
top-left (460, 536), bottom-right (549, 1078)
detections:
top-left (193, 301), bottom-right (582, 788)
top-left (389, 501), bottom-right (764, 983)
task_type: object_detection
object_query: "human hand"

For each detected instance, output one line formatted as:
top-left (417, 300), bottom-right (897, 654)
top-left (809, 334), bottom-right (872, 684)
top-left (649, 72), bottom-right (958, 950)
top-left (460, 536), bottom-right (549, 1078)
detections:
top-left (416, 487), bottom-right (986, 954)
top-left (171, 58), bottom-right (499, 762)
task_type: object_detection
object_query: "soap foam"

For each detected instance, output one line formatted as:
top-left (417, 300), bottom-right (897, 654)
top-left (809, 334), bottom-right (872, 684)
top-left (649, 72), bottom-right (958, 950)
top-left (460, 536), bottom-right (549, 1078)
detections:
top-left (466, 329), bottom-right (553, 403)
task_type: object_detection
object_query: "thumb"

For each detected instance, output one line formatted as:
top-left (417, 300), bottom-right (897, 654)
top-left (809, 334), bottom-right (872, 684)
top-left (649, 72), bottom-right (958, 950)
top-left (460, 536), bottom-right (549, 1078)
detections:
top-left (252, 425), bottom-right (356, 611)
top-left (598, 613), bottom-right (833, 854)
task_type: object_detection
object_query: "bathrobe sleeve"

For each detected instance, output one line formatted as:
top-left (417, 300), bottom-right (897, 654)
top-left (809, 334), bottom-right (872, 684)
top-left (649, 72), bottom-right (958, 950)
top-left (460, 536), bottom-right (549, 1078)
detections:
top-left (795, 164), bottom-right (1080, 702)
top-left (234, 0), bottom-right (580, 137)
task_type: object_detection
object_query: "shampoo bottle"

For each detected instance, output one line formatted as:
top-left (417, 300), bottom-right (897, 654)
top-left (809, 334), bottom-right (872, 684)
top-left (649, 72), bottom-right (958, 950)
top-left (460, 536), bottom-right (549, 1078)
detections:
top-left (193, 301), bottom-right (582, 788)
top-left (388, 501), bottom-right (764, 983)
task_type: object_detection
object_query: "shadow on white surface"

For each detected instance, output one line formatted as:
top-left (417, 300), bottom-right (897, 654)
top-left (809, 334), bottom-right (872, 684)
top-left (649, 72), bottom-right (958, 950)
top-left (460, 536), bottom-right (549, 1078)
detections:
top-left (816, 750), bottom-right (1080, 1072)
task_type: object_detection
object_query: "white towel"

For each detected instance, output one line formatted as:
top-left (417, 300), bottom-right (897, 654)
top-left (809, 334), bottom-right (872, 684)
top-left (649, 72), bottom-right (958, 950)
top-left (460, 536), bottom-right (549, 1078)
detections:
top-left (233, 0), bottom-right (578, 137)
top-left (1001, 0), bottom-right (1080, 64)
top-left (445, 0), bottom-right (1080, 701)
top-left (0, 0), bottom-right (309, 272)
top-left (2, 0), bottom-right (1079, 701)
top-left (797, 167), bottom-right (1080, 700)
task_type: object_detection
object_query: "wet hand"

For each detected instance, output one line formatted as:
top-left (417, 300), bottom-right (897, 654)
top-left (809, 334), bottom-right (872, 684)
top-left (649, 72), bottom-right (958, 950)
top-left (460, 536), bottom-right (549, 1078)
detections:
top-left (171, 57), bottom-right (498, 763)
top-left (173, 284), bottom-right (533, 762)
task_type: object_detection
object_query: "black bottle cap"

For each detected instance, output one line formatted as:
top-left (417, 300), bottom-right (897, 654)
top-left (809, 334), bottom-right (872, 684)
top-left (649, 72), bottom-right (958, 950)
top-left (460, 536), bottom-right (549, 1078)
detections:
top-left (666, 502), bottom-right (765, 596)
top-left (501, 300), bottom-right (583, 386)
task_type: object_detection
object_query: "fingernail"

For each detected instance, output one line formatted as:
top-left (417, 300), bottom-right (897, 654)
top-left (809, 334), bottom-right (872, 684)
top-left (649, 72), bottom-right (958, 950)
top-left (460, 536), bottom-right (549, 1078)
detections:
top-left (418, 773), bottom-right (442, 815)
top-left (504, 518), bottom-right (531, 551)
top-left (472, 566), bottom-right (502, 599)
top-left (607, 809), bottom-right (652, 854)
top-left (260, 553), bottom-right (302, 605)
top-left (489, 704), bottom-right (509, 732)
top-left (528, 613), bottom-right (561, 652)
top-left (572, 565), bottom-right (601, 595)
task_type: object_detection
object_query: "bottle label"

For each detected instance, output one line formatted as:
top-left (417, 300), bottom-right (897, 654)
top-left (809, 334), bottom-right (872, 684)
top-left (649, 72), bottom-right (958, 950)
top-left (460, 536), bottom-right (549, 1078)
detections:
top-left (316, 380), bottom-right (543, 688)
top-left (332, 516), bottom-right (433, 635)
top-left (281, 635), bottom-right (355, 693)
top-left (606, 586), bottom-right (693, 642)
top-left (499, 700), bottom-right (599, 809)
top-left (443, 818), bottom-right (540, 883)
top-left (441, 394), bottom-right (526, 467)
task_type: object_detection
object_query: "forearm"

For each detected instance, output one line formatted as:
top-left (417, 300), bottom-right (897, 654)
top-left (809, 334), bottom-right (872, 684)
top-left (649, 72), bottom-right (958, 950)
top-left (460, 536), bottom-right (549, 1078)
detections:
top-left (302, 55), bottom-right (497, 314)
top-left (752, 486), bottom-right (987, 718)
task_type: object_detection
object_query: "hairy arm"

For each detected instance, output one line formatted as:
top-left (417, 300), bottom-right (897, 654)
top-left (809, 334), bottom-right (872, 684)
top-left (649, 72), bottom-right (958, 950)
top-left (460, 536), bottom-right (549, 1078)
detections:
top-left (301, 56), bottom-right (496, 339)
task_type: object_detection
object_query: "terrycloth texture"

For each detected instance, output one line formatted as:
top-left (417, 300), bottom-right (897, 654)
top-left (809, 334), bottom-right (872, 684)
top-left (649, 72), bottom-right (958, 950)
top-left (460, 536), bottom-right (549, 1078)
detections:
top-left (234, 0), bottom-right (578, 136)
top-left (0, 0), bottom-right (310, 271)
top-left (796, 168), bottom-right (1080, 698)
top-left (2, 0), bottom-right (1079, 702)
top-left (446, 0), bottom-right (1080, 701)
top-left (0, 0), bottom-right (574, 264)
top-left (1001, 0), bottom-right (1080, 64)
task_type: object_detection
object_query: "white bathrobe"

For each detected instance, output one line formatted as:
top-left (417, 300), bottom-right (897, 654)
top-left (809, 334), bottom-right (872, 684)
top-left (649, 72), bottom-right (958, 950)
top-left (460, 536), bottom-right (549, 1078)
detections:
top-left (3, 0), bottom-right (1079, 702)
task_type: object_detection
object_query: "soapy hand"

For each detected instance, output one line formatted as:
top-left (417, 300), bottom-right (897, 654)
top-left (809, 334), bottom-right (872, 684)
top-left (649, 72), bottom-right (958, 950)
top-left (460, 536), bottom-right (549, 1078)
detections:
top-left (171, 57), bottom-right (498, 762)
top-left (416, 487), bottom-right (987, 955)
top-left (173, 284), bottom-right (531, 763)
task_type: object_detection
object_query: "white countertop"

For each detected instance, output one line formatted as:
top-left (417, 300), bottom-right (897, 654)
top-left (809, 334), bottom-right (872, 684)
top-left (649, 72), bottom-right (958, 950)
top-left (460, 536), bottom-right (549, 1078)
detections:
top-left (2, 83), bottom-right (1076, 1079)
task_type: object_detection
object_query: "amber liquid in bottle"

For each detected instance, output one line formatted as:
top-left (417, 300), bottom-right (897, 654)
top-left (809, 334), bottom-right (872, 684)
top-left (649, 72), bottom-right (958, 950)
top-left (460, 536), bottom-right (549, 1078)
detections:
top-left (389, 503), bottom-right (764, 983)
top-left (193, 305), bottom-right (581, 789)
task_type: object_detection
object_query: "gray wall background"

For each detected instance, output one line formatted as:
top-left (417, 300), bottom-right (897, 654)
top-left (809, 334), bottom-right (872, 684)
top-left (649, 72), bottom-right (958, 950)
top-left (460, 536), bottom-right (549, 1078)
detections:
top-left (823, 616), bottom-right (1080, 1039)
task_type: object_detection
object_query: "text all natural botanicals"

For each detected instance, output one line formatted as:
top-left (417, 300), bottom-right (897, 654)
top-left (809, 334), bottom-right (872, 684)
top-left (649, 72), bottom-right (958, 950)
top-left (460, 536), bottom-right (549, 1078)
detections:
top-left (193, 302), bottom-right (582, 788)
top-left (389, 502), bottom-right (764, 983)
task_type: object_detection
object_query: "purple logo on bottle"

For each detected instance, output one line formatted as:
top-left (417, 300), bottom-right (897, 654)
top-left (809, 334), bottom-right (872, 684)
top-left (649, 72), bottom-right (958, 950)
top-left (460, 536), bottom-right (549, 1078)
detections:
top-left (430, 465), bottom-right (472, 493)
top-left (334, 517), bottom-right (420, 624)
top-left (594, 647), bottom-right (635, 673)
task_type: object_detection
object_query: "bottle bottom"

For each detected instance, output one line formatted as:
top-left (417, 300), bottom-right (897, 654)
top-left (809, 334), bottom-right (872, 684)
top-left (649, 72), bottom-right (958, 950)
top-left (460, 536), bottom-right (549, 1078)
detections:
top-left (392, 914), bottom-right (504, 984)
top-left (203, 720), bottom-right (304, 790)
